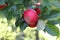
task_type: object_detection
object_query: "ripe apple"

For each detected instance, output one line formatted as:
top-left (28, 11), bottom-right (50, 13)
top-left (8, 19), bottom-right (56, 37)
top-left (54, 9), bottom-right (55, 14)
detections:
top-left (23, 9), bottom-right (39, 27)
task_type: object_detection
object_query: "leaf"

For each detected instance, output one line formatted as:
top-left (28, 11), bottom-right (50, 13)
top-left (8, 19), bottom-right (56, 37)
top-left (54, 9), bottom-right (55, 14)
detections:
top-left (48, 13), bottom-right (60, 21)
top-left (0, 0), bottom-right (5, 5)
top-left (6, 0), bottom-right (14, 5)
top-left (23, 0), bottom-right (31, 8)
top-left (47, 20), bottom-right (60, 25)
top-left (52, 0), bottom-right (60, 8)
top-left (15, 17), bottom-right (24, 27)
top-left (40, 0), bottom-right (60, 20)
top-left (45, 23), bottom-right (59, 36)
top-left (10, 5), bottom-right (18, 15)
top-left (15, 17), bottom-right (28, 31)
top-left (41, 6), bottom-right (51, 20)
top-left (13, 0), bottom-right (23, 4)
top-left (50, 10), bottom-right (60, 16)
top-left (20, 22), bottom-right (28, 31)
top-left (42, 0), bottom-right (52, 7)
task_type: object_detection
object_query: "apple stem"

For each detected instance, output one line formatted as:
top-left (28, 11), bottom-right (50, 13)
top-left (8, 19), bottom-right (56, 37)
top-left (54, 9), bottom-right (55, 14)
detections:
top-left (36, 30), bottom-right (39, 40)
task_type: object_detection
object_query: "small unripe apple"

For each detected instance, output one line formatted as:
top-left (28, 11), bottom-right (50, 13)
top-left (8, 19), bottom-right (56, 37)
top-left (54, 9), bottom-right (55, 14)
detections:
top-left (23, 9), bottom-right (38, 27)
top-left (34, 2), bottom-right (41, 6)
top-left (34, 8), bottom-right (41, 15)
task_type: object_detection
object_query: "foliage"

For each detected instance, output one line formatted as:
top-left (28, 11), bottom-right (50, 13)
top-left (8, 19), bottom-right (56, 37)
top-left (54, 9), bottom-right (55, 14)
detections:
top-left (0, 0), bottom-right (60, 40)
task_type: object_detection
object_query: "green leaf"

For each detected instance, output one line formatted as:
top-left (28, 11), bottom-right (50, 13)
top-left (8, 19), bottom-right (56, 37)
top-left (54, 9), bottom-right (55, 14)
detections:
top-left (23, 0), bottom-right (31, 8)
top-left (52, 0), bottom-right (60, 8)
top-left (6, 0), bottom-right (14, 5)
top-left (20, 22), bottom-right (28, 31)
top-left (48, 13), bottom-right (60, 21)
top-left (47, 20), bottom-right (60, 25)
top-left (50, 10), bottom-right (60, 16)
top-left (42, 0), bottom-right (52, 7)
top-left (0, 0), bottom-right (5, 5)
top-left (45, 22), bottom-right (59, 36)
top-left (15, 17), bottom-right (24, 27)
top-left (15, 17), bottom-right (28, 31)
top-left (13, 0), bottom-right (23, 4)
top-left (10, 5), bottom-right (18, 14)
top-left (41, 6), bottom-right (51, 20)
top-left (6, 11), bottom-right (14, 23)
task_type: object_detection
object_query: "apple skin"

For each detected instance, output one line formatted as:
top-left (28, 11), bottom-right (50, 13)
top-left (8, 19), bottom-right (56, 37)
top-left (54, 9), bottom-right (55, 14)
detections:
top-left (0, 5), bottom-right (6, 9)
top-left (23, 9), bottom-right (39, 27)
top-left (29, 21), bottom-right (38, 28)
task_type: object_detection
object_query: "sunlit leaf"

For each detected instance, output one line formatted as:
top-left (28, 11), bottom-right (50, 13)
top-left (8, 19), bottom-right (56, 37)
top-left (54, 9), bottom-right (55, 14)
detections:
top-left (48, 13), bottom-right (60, 21)
top-left (45, 22), bottom-right (59, 36)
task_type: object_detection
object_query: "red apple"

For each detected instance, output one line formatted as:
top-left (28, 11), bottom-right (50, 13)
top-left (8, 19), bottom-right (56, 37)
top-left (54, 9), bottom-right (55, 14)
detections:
top-left (29, 22), bottom-right (37, 28)
top-left (23, 9), bottom-right (38, 27)
top-left (0, 2), bottom-right (8, 9)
